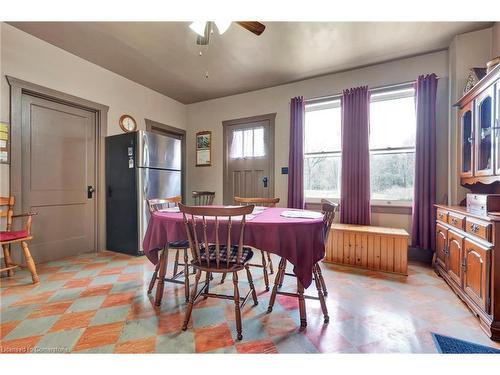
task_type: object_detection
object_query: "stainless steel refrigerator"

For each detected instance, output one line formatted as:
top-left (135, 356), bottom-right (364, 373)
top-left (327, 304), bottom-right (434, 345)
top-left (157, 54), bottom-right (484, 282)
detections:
top-left (105, 130), bottom-right (182, 255)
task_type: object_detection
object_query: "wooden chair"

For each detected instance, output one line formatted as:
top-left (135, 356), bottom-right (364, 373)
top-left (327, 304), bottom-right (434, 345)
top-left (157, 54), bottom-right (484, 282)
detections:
top-left (267, 199), bottom-right (338, 330)
top-left (179, 204), bottom-right (258, 340)
top-left (147, 196), bottom-right (191, 305)
top-left (0, 196), bottom-right (39, 284)
top-left (192, 191), bottom-right (215, 206)
top-left (224, 196), bottom-right (280, 291)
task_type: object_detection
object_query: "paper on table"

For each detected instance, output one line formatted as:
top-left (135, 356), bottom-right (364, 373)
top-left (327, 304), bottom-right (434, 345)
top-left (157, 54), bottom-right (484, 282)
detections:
top-left (252, 206), bottom-right (267, 214)
top-left (221, 205), bottom-right (266, 215)
top-left (280, 210), bottom-right (323, 219)
top-left (193, 214), bottom-right (256, 221)
top-left (159, 207), bottom-right (180, 213)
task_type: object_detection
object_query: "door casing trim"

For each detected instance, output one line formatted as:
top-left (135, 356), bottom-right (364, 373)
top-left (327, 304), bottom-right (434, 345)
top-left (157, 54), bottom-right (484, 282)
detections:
top-left (222, 113), bottom-right (276, 204)
top-left (7, 76), bottom-right (109, 254)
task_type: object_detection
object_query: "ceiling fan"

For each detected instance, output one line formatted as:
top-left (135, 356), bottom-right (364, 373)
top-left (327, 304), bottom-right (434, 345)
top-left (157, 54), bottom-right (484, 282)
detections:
top-left (189, 21), bottom-right (265, 45)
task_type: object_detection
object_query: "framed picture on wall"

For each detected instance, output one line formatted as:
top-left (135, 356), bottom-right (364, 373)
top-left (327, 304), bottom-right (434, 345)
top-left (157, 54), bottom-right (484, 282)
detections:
top-left (0, 122), bottom-right (9, 164)
top-left (196, 131), bottom-right (211, 167)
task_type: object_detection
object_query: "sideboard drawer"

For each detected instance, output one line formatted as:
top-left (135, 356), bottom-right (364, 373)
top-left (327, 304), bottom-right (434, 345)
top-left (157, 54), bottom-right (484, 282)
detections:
top-left (437, 208), bottom-right (448, 223)
top-left (465, 218), bottom-right (492, 243)
top-left (448, 212), bottom-right (465, 230)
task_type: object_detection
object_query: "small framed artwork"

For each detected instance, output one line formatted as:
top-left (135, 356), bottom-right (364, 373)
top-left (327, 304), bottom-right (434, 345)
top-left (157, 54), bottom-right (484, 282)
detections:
top-left (196, 131), bottom-right (211, 167)
top-left (0, 122), bottom-right (9, 164)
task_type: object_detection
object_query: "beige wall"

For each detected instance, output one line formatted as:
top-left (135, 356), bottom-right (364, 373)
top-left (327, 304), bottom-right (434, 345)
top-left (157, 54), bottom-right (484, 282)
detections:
top-left (493, 22), bottom-right (500, 57)
top-left (186, 50), bottom-right (450, 234)
top-left (0, 22), bottom-right (187, 200)
top-left (448, 27), bottom-right (493, 204)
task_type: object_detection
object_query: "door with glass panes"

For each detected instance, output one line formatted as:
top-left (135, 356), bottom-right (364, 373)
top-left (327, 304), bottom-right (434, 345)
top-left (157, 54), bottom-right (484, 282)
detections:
top-left (459, 102), bottom-right (474, 178)
top-left (223, 115), bottom-right (275, 205)
top-left (474, 86), bottom-right (495, 177)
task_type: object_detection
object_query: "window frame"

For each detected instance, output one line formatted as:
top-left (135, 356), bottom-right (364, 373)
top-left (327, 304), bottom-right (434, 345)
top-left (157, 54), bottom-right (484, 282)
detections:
top-left (303, 84), bottom-right (416, 207)
top-left (369, 85), bottom-right (416, 207)
top-left (304, 99), bottom-right (342, 202)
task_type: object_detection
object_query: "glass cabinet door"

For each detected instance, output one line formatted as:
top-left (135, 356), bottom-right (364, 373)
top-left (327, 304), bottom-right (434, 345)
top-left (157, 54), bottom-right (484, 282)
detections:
top-left (474, 86), bottom-right (495, 176)
top-left (460, 104), bottom-right (473, 177)
top-left (496, 83), bottom-right (500, 176)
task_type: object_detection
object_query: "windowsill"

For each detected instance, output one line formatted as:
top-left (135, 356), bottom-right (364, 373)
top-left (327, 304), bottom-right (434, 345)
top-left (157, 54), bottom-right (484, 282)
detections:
top-left (304, 197), bottom-right (413, 215)
top-left (305, 197), bottom-right (412, 208)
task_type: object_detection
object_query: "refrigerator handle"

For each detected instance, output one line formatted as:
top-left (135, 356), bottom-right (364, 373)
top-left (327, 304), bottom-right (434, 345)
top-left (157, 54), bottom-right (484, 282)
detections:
top-left (107, 186), bottom-right (112, 198)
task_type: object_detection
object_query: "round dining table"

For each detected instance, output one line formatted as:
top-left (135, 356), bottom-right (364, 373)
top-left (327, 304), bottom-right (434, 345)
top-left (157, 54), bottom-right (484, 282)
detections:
top-left (142, 207), bottom-right (326, 296)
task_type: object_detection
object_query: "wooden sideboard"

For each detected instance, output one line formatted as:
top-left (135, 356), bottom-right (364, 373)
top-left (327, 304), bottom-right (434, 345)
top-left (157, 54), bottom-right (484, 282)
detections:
top-left (434, 204), bottom-right (500, 340)
top-left (437, 62), bottom-right (500, 340)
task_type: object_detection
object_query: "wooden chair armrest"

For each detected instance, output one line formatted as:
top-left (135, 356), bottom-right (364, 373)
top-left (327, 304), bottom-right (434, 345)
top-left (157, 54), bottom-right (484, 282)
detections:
top-left (11, 212), bottom-right (37, 234)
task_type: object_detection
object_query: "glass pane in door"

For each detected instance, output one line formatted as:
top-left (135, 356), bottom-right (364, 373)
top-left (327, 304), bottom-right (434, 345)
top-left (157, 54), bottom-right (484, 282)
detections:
top-left (478, 96), bottom-right (492, 171)
top-left (462, 110), bottom-right (472, 173)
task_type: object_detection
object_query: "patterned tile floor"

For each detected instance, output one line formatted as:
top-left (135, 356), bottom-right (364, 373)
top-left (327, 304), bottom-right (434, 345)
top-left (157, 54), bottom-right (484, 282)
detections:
top-left (1, 250), bottom-right (500, 354)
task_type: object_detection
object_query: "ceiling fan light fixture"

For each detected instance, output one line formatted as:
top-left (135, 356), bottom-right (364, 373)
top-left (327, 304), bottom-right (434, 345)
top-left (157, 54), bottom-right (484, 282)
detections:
top-left (215, 21), bottom-right (231, 35)
top-left (189, 21), bottom-right (207, 37)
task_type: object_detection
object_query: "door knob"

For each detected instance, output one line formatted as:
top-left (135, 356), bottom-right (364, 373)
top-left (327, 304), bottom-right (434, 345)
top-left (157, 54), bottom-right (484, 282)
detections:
top-left (87, 186), bottom-right (95, 199)
top-left (262, 176), bottom-right (268, 188)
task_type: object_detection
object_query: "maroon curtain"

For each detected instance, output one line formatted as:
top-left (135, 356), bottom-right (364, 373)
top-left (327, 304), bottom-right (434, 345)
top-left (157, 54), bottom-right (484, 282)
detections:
top-left (340, 86), bottom-right (371, 225)
top-left (411, 74), bottom-right (438, 250)
top-left (288, 96), bottom-right (305, 209)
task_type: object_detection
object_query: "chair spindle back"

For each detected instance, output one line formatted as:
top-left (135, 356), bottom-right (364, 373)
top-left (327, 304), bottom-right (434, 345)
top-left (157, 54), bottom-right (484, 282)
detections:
top-left (234, 196), bottom-right (279, 207)
top-left (321, 199), bottom-right (338, 244)
top-left (192, 191), bottom-right (215, 206)
top-left (0, 196), bottom-right (15, 231)
top-left (179, 204), bottom-right (253, 269)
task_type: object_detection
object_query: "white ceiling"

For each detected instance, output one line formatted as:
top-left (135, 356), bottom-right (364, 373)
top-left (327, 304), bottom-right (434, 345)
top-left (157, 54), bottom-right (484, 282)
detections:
top-left (9, 22), bottom-right (491, 104)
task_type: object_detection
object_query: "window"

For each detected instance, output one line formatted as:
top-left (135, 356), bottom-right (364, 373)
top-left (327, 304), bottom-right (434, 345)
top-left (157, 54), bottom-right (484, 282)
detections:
top-left (369, 87), bottom-right (416, 203)
top-left (230, 127), bottom-right (265, 158)
top-left (303, 85), bottom-right (416, 205)
top-left (304, 100), bottom-right (341, 199)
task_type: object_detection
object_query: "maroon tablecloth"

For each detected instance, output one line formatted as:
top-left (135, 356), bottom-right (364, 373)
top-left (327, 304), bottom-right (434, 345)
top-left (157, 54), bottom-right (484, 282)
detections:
top-left (142, 207), bottom-right (325, 288)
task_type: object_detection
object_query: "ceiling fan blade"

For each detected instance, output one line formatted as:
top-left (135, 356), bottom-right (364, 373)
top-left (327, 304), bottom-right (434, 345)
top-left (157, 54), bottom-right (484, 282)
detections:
top-left (236, 21), bottom-right (265, 36)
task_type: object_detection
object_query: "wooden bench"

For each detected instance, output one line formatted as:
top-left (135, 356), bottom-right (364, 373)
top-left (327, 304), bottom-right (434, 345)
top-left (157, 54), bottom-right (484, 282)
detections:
top-left (324, 223), bottom-right (409, 275)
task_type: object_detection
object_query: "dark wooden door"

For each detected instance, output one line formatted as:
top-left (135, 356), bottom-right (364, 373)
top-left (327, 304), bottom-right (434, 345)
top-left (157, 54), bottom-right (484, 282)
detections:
top-left (435, 223), bottom-right (448, 270)
top-left (447, 231), bottom-right (464, 287)
top-left (463, 238), bottom-right (491, 312)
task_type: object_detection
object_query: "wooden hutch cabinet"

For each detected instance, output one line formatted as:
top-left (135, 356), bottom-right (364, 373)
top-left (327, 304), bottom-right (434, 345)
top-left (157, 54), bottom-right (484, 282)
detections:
top-left (434, 64), bottom-right (500, 340)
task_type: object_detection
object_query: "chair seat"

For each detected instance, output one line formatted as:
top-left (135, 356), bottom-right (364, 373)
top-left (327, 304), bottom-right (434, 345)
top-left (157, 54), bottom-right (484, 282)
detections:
top-left (0, 230), bottom-right (29, 242)
top-left (198, 244), bottom-right (253, 265)
top-left (168, 240), bottom-right (189, 248)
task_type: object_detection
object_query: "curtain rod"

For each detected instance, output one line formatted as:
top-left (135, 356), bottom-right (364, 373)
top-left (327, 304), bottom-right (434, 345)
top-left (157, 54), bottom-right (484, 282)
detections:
top-left (305, 76), bottom-right (440, 104)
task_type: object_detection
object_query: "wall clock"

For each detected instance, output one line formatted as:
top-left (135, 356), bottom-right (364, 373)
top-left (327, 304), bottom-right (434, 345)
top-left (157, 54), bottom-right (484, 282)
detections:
top-left (119, 114), bottom-right (137, 133)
